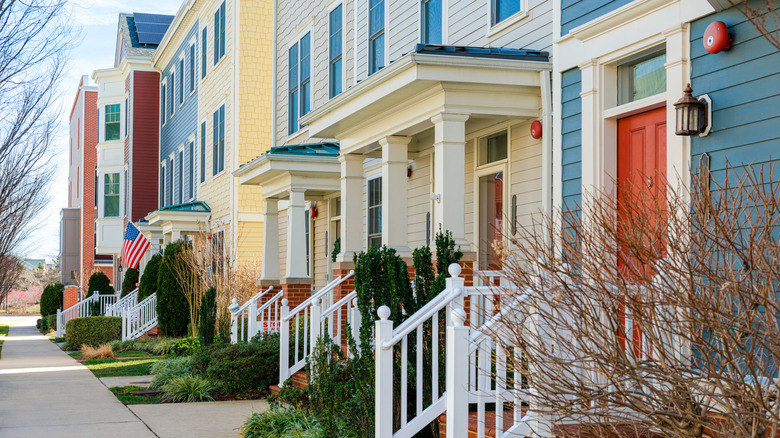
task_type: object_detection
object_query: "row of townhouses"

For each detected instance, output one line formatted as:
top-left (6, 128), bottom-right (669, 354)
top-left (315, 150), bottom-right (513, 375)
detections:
top-left (61, 0), bottom-right (777, 309)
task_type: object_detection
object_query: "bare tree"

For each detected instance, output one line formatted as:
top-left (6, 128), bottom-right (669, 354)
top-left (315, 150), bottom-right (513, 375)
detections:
top-left (493, 165), bottom-right (780, 437)
top-left (730, 0), bottom-right (780, 50)
top-left (0, 1), bottom-right (73, 291)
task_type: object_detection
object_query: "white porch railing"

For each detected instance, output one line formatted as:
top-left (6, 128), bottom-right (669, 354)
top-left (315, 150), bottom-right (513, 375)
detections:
top-left (229, 286), bottom-right (283, 343)
top-left (56, 292), bottom-right (118, 337)
top-left (106, 289), bottom-right (138, 317)
top-left (278, 271), bottom-right (354, 386)
top-left (122, 293), bottom-right (157, 341)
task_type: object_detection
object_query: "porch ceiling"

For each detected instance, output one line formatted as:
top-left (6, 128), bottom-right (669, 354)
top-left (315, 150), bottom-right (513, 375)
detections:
top-left (301, 52), bottom-right (551, 154)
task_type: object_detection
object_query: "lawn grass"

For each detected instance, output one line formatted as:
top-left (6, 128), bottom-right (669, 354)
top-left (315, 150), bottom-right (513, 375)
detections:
top-left (83, 357), bottom-right (160, 377)
top-left (109, 385), bottom-right (162, 405)
top-left (0, 325), bottom-right (8, 359)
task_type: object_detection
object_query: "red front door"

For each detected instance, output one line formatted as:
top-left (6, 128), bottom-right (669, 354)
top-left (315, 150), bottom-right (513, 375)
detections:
top-left (617, 107), bottom-right (667, 357)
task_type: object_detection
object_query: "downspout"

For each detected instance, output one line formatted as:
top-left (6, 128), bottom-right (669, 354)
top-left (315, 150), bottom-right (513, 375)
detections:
top-left (271, 0), bottom-right (278, 147)
top-left (540, 69), bottom-right (553, 248)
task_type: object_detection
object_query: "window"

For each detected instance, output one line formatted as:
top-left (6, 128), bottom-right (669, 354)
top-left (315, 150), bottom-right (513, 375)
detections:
top-left (618, 50), bottom-right (666, 105)
top-left (369, 0), bottom-right (385, 75)
top-left (189, 43), bottom-right (196, 92)
top-left (367, 177), bottom-right (382, 247)
top-left (167, 158), bottom-right (173, 206)
top-left (178, 149), bottom-right (183, 204)
top-left (478, 171), bottom-right (503, 269)
top-left (169, 71), bottom-right (175, 117)
top-left (160, 84), bottom-right (166, 126)
top-left (478, 131), bottom-right (508, 166)
top-left (105, 104), bottom-right (120, 141)
top-left (214, 1), bottom-right (226, 65)
top-left (288, 33), bottom-right (311, 134)
top-left (201, 27), bottom-right (208, 79)
top-left (200, 121), bottom-right (206, 182)
top-left (491, 0), bottom-right (520, 25)
top-left (124, 98), bottom-right (128, 137)
top-left (104, 173), bottom-right (120, 217)
top-left (189, 141), bottom-right (195, 198)
top-left (179, 58), bottom-right (184, 104)
top-left (212, 105), bottom-right (225, 175)
top-left (329, 5), bottom-right (343, 98)
top-left (305, 210), bottom-right (311, 276)
top-left (211, 230), bottom-right (224, 274)
top-left (159, 164), bottom-right (165, 206)
top-left (422, 0), bottom-right (442, 44)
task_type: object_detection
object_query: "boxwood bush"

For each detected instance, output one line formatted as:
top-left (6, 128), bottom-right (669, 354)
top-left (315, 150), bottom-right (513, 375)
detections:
top-left (64, 316), bottom-right (121, 349)
top-left (40, 283), bottom-right (63, 317)
top-left (138, 253), bottom-right (161, 301)
top-left (86, 272), bottom-right (115, 297)
top-left (156, 241), bottom-right (190, 337)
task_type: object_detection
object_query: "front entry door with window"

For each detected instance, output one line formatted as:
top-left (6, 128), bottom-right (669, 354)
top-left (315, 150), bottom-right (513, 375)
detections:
top-left (616, 106), bottom-right (666, 356)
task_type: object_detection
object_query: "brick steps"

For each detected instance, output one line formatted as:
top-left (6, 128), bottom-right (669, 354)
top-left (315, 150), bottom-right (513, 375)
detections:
top-left (438, 410), bottom-right (516, 438)
top-left (269, 370), bottom-right (308, 395)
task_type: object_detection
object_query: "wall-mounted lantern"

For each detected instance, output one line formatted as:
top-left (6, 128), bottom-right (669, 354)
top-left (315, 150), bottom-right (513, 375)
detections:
top-left (673, 83), bottom-right (712, 137)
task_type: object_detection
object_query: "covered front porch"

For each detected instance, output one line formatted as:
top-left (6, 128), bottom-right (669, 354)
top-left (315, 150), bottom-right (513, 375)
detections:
top-left (301, 45), bottom-right (553, 280)
top-left (235, 143), bottom-right (341, 306)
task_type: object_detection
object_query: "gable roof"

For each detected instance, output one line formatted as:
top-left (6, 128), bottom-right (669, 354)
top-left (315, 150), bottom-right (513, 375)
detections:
top-left (115, 12), bottom-right (174, 67)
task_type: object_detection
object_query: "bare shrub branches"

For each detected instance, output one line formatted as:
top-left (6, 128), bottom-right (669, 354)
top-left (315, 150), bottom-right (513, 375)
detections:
top-left (730, 0), bottom-right (780, 51)
top-left (497, 165), bottom-right (780, 437)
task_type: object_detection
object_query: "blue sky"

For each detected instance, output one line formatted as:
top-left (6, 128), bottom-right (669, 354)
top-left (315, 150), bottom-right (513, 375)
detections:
top-left (22, 0), bottom-right (180, 262)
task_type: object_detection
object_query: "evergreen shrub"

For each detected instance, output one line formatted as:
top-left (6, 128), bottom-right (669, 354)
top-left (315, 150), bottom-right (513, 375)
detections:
top-left (138, 253), bottom-right (161, 301)
top-left (86, 272), bottom-right (114, 297)
top-left (121, 268), bottom-right (139, 298)
top-left (64, 316), bottom-right (122, 349)
top-left (40, 282), bottom-right (63, 316)
top-left (156, 241), bottom-right (190, 336)
top-left (198, 287), bottom-right (217, 346)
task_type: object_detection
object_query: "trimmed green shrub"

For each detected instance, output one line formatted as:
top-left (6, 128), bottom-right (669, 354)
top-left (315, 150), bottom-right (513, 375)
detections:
top-left (198, 287), bottom-right (217, 347)
top-left (162, 375), bottom-right (215, 402)
top-left (40, 283), bottom-right (64, 317)
top-left (108, 337), bottom-right (182, 355)
top-left (64, 317), bottom-right (121, 349)
top-left (353, 245), bottom-right (411, 340)
top-left (40, 317), bottom-right (49, 332)
top-left (242, 405), bottom-right (321, 438)
top-left (170, 337), bottom-right (200, 356)
top-left (150, 356), bottom-right (194, 389)
top-left (121, 268), bottom-right (139, 298)
top-left (193, 332), bottom-right (280, 398)
top-left (86, 272), bottom-right (115, 297)
top-left (156, 241), bottom-right (190, 337)
top-left (36, 319), bottom-right (41, 329)
top-left (138, 253), bottom-right (161, 301)
top-left (45, 315), bottom-right (56, 332)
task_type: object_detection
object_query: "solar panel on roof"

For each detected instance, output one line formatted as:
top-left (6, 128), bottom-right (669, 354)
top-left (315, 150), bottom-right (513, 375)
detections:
top-left (133, 12), bottom-right (174, 25)
top-left (132, 12), bottom-right (173, 45)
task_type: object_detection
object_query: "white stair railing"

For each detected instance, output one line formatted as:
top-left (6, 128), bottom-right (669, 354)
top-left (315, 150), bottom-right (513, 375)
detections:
top-left (122, 293), bottom-right (157, 341)
top-left (278, 271), bottom-right (354, 386)
top-left (56, 291), bottom-right (118, 336)
top-left (106, 289), bottom-right (138, 317)
top-left (374, 264), bottom-right (468, 438)
top-left (317, 290), bottom-right (361, 357)
top-left (229, 286), bottom-right (283, 343)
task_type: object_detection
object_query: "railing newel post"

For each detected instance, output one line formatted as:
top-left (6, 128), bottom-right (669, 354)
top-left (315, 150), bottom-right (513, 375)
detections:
top-left (446, 307), bottom-right (469, 437)
top-left (375, 305), bottom-right (394, 438)
top-left (349, 297), bottom-right (361, 357)
top-left (279, 299), bottom-right (290, 387)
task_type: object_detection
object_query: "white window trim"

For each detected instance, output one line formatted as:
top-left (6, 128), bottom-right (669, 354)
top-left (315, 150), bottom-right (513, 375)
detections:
top-left (287, 28), bottom-right (313, 136)
top-left (365, 172), bottom-right (382, 248)
top-left (212, 1), bottom-right (228, 68)
top-left (419, 0), bottom-right (449, 45)
top-left (177, 145), bottom-right (185, 205)
top-left (189, 39), bottom-right (197, 96)
top-left (160, 161), bottom-right (167, 207)
top-left (169, 66), bottom-right (176, 119)
top-left (211, 100), bottom-right (228, 179)
top-left (200, 25), bottom-right (209, 82)
top-left (486, 0), bottom-right (527, 38)
top-left (327, 1), bottom-right (346, 99)
top-left (160, 79), bottom-right (168, 128)
top-left (367, 0), bottom-right (389, 75)
top-left (187, 134), bottom-right (197, 201)
top-left (102, 102), bottom-right (123, 143)
top-left (99, 170), bottom-right (123, 218)
top-left (169, 152), bottom-right (176, 206)
top-left (178, 54), bottom-right (186, 108)
top-left (199, 118), bottom-right (208, 187)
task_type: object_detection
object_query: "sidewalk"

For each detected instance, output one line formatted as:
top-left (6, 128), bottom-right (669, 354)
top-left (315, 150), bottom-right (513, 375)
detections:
top-left (0, 315), bottom-right (155, 437)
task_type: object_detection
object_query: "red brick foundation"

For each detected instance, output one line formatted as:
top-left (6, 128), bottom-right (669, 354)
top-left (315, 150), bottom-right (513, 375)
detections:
top-left (281, 281), bottom-right (313, 309)
top-left (63, 286), bottom-right (79, 310)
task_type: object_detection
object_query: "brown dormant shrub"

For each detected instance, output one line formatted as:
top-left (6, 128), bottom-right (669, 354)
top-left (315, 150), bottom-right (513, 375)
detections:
top-left (80, 344), bottom-right (114, 360)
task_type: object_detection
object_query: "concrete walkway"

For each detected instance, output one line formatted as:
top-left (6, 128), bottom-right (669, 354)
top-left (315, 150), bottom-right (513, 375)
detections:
top-left (0, 315), bottom-right (155, 437)
top-left (0, 315), bottom-right (267, 437)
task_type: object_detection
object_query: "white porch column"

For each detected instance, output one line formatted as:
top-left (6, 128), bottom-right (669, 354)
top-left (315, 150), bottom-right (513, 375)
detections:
top-left (261, 198), bottom-right (280, 281)
top-left (432, 113), bottom-right (469, 245)
top-left (338, 154), bottom-right (363, 262)
top-left (380, 136), bottom-right (411, 257)
top-left (286, 188), bottom-right (308, 278)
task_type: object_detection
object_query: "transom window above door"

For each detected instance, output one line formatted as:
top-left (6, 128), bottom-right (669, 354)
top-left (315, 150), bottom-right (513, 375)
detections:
top-left (618, 49), bottom-right (666, 105)
top-left (478, 131), bottom-right (508, 166)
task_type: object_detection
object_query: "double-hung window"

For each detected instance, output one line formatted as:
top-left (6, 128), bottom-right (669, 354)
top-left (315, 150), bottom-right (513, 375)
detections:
top-left (105, 104), bottom-right (120, 141)
top-left (491, 0), bottom-right (520, 25)
top-left (189, 43), bottom-right (196, 92)
top-left (201, 27), bottom-right (208, 79)
top-left (288, 33), bottom-right (311, 134)
top-left (200, 121), bottom-right (206, 182)
top-left (214, 1), bottom-right (226, 65)
top-left (169, 70), bottom-right (175, 118)
top-left (124, 98), bottom-right (128, 137)
top-left (367, 177), bottom-right (382, 247)
top-left (104, 173), bottom-right (120, 217)
top-left (189, 141), bottom-right (195, 198)
top-left (160, 84), bottom-right (166, 126)
top-left (167, 157), bottom-right (173, 206)
top-left (212, 105), bottom-right (225, 175)
top-left (369, 0), bottom-right (385, 75)
top-left (159, 163), bottom-right (165, 206)
top-left (178, 58), bottom-right (184, 104)
top-left (329, 5), bottom-right (343, 98)
top-left (422, 0), bottom-right (442, 44)
top-left (177, 149), bottom-right (183, 204)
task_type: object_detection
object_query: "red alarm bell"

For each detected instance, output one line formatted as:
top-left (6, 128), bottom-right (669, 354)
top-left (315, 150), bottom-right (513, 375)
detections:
top-left (530, 120), bottom-right (542, 139)
top-left (703, 21), bottom-right (731, 54)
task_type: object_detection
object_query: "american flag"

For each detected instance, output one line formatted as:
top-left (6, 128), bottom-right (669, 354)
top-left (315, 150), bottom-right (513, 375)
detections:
top-left (121, 222), bottom-right (150, 269)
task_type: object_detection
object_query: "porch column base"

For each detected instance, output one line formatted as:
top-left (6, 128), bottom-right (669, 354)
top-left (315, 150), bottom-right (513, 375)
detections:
top-left (281, 277), bottom-right (312, 309)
